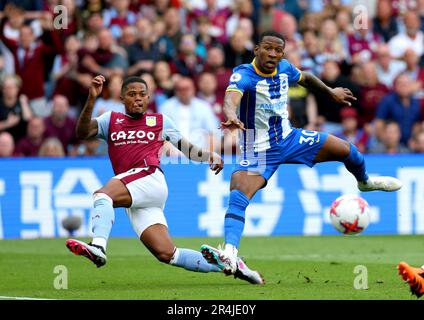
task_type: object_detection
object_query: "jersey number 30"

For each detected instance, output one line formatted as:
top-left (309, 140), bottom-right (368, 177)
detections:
top-left (299, 130), bottom-right (319, 146)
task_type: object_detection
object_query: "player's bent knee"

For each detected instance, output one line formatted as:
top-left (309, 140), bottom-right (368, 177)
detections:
top-left (230, 180), bottom-right (263, 199)
top-left (229, 182), bottom-right (246, 193)
top-left (332, 139), bottom-right (351, 161)
top-left (340, 139), bottom-right (351, 157)
top-left (317, 135), bottom-right (351, 162)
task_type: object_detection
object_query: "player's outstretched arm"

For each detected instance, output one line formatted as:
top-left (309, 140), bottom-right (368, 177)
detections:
top-left (176, 137), bottom-right (224, 175)
top-left (76, 75), bottom-right (105, 140)
top-left (297, 71), bottom-right (357, 107)
top-left (221, 91), bottom-right (245, 131)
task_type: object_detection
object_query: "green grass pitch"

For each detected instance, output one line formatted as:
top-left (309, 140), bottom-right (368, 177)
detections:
top-left (0, 235), bottom-right (423, 300)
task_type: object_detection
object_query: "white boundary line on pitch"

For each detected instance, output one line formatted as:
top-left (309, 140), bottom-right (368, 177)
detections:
top-left (0, 296), bottom-right (56, 300)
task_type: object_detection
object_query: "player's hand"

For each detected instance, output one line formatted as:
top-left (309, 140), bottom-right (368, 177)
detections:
top-left (331, 87), bottom-right (357, 106)
top-left (89, 75), bottom-right (106, 98)
top-left (209, 152), bottom-right (224, 175)
top-left (220, 117), bottom-right (245, 131)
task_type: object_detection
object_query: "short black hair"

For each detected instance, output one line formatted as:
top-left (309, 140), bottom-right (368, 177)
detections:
top-left (258, 31), bottom-right (286, 45)
top-left (121, 76), bottom-right (148, 94)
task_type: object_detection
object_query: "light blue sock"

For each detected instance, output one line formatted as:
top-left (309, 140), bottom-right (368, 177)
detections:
top-left (91, 193), bottom-right (115, 243)
top-left (343, 143), bottom-right (369, 182)
top-left (170, 248), bottom-right (221, 272)
top-left (225, 189), bottom-right (250, 248)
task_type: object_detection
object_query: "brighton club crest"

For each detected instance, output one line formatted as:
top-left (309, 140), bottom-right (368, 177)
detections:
top-left (146, 116), bottom-right (156, 127)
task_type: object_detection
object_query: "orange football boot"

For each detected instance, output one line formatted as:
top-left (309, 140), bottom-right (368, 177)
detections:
top-left (398, 261), bottom-right (424, 298)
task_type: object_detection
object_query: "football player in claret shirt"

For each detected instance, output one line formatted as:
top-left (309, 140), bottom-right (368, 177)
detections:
top-left (200, 31), bottom-right (403, 276)
top-left (66, 75), bottom-right (264, 284)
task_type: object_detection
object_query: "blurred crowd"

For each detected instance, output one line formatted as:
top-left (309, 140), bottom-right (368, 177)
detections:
top-left (1, 0), bottom-right (424, 158)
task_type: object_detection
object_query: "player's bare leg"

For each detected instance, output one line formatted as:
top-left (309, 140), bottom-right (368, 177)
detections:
top-left (141, 223), bottom-right (263, 283)
top-left (97, 178), bottom-right (132, 208)
top-left (314, 134), bottom-right (402, 192)
top-left (140, 223), bottom-right (221, 272)
top-left (66, 178), bottom-right (132, 267)
top-left (140, 224), bottom-right (176, 263)
top-left (202, 171), bottom-right (265, 275)
top-left (230, 170), bottom-right (267, 199)
top-left (314, 134), bottom-right (350, 162)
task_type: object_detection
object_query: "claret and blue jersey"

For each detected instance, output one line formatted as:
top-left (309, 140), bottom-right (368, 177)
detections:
top-left (227, 58), bottom-right (328, 181)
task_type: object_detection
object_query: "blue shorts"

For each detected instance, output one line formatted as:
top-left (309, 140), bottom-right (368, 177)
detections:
top-left (233, 128), bottom-right (328, 183)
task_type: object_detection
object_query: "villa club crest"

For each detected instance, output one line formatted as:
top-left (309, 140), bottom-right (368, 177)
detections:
top-left (146, 116), bottom-right (156, 127)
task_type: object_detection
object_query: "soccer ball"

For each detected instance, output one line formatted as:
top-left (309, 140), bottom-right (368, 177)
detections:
top-left (329, 194), bottom-right (370, 235)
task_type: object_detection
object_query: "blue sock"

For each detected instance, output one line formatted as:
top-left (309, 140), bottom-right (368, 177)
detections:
top-left (91, 193), bottom-right (115, 242)
top-left (170, 248), bottom-right (221, 272)
top-left (343, 143), bottom-right (369, 182)
top-left (225, 189), bottom-right (250, 248)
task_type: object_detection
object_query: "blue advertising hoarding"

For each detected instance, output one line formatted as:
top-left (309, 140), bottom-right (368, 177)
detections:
top-left (0, 155), bottom-right (423, 239)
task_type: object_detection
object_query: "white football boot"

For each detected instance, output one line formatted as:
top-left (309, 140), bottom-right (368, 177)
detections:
top-left (66, 239), bottom-right (107, 268)
top-left (200, 244), bottom-right (237, 275)
top-left (357, 176), bottom-right (402, 192)
top-left (234, 257), bottom-right (265, 285)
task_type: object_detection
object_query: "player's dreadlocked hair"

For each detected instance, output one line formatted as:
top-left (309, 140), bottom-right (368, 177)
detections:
top-left (258, 31), bottom-right (286, 46)
top-left (121, 76), bottom-right (148, 94)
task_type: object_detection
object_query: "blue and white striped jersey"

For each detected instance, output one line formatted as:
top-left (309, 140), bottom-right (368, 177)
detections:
top-left (226, 58), bottom-right (302, 152)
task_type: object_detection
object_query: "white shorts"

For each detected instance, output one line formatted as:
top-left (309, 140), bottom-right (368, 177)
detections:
top-left (113, 167), bottom-right (168, 237)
